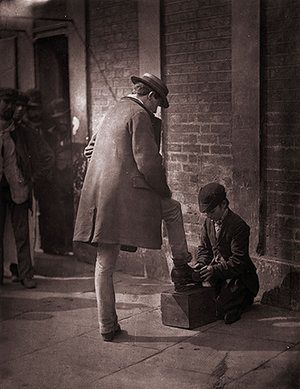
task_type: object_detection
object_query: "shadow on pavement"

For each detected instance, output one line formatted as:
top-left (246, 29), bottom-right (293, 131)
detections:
top-left (112, 304), bottom-right (300, 351)
top-left (0, 295), bottom-right (96, 321)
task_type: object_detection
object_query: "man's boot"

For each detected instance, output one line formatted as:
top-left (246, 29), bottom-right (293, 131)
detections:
top-left (171, 263), bottom-right (200, 292)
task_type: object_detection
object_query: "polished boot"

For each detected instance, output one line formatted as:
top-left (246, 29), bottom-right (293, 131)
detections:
top-left (224, 308), bottom-right (241, 324)
top-left (171, 263), bottom-right (200, 292)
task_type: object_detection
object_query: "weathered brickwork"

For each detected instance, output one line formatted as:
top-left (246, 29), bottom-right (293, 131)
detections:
top-left (261, 0), bottom-right (300, 262)
top-left (161, 0), bottom-right (232, 246)
top-left (87, 0), bottom-right (139, 135)
top-left (84, 0), bottom-right (299, 276)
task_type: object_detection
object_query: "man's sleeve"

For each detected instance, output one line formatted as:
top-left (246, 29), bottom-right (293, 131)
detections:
top-left (196, 222), bottom-right (213, 267)
top-left (212, 223), bottom-right (250, 280)
top-left (130, 111), bottom-right (171, 198)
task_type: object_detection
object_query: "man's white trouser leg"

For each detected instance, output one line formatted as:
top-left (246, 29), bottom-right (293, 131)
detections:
top-left (95, 243), bottom-right (120, 334)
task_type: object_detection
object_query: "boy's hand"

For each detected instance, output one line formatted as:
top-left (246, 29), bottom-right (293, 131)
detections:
top-left (199, 265), bottom-right (213, 281)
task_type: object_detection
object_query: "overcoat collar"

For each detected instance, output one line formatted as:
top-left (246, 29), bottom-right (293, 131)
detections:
top-left (122, 96), bottom-right (162, 148)
top-left (122, 96), bottom-right (154, 119)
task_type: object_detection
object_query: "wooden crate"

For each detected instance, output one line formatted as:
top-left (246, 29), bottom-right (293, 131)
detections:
top-left (161, 287), bottom-right (217, 329)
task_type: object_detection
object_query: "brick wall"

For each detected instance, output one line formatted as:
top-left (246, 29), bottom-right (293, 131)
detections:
top-left (87, 0), bottom-right (139, 134)
top-left (32, 0), bottom-right (67, 20)
top-left (161, 0), bottom-right (232, 247)
top-left (261, 0), bottom-right (300, 263)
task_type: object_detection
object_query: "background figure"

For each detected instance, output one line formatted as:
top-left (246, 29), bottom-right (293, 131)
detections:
top-left (23, 89), bottom-right (56, 255)
top-left (39, 98), bottom-right (73, 255)
top-left (9, 90), bottom-right (31, 281)
top-left (25, 93), bottom-right (73, 255)
top-left (13, 91), bottom-right (29, 124)
top-left (0, 88), bottom-right (53, 288)
top-left (0, 88), bottom-right (35, 288)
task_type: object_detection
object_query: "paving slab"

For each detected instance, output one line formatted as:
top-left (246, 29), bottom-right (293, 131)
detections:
top-left (137, 329), bottom-right (292, 387)
top-left (90, 364), bottom-right (217, 389)
top-left (0, 332), bottom-right (157, 389)
top-left (0, 307), bottom-right (98, 364)
top-left (114, 273), bottom-right (171, 296)
top-left (207, 304), bottom-right (300, 344)
top-left (34, 252), bottom-right (95, 278)
top-left (0, 291), bottom-right (96, 321)
top-left (0, 290), bottom-right (160, 365)
top-left (85, 308), bottom-right (213, 351)
top-left (225, 343), bottom-right (300, 388)
top-left (1, 266), bottom-right (299, 389)
top-left (0, 290), bottom-right (156, 325)
top-left (1, 274), bottom-right (94, 292)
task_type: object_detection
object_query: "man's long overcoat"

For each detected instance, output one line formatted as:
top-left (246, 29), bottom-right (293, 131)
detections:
top-left (73, 98), bottom-right (171, 249)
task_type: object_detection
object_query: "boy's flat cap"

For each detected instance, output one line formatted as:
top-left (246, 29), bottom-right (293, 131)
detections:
top-left (198, 183), bottom-right (226, 212)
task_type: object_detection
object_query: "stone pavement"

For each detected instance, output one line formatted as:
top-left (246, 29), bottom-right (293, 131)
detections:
top-left (0, 254), bottom-right (299, 389)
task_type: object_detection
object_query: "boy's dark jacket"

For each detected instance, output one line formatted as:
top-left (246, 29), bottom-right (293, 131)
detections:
top-left (197, 208), bottom-right (259, 296)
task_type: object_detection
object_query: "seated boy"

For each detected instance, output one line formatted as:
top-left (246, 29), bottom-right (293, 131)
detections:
top-left (194, 183), bottom-right (259, 324)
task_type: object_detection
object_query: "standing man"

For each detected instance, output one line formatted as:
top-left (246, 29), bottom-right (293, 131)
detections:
top-left (23, 89), bottom-right (56, 255)
top-left (0, 88), bottom-right (35, 287)
top-left (194, 183), bottom-right (259, 324)
top-left (9, 90), bottom-right (30, 281)
top-left (13, 91), bottom-right (29, 124)
top-left (47, 98), bottom-right (74, 255)
top-left (74, 73), bottom-right (198, 341)
top-left (0, 88), bottom-right (54, 287)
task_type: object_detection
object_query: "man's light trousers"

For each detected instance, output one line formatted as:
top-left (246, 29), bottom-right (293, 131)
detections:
top-left (95, 198), bottom-right (190, 334)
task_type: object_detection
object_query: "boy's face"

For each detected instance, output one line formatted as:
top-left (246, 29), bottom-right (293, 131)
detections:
top-left (204, 201), bottom-right (227, 222)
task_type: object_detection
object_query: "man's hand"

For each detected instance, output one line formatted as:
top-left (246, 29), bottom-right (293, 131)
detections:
top-left (199, 265), bottom-right (214, 281)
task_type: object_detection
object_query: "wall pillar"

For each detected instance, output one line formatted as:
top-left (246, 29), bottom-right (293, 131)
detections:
top-left (232, 0), bottom-right (261, 253)
top-left (116, 0), bottom-right (171, 279)
top-left (138, 0), bottom-right (161, 78)
top-left (67, 0), bottom-right (88, 144)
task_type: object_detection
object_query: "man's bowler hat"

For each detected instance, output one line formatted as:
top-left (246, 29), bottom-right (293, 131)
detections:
top-left (26, 89), bottom-right (42, 108)
top-left (131, 73), bottom-right (169, 108)
top-left (198, 183), bottom-right (227, 213)
top-left (16, 91), bottom-right (29, 106)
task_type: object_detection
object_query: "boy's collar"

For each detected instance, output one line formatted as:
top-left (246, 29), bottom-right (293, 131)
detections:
top-left (214, 207), bottom-right (229, 225)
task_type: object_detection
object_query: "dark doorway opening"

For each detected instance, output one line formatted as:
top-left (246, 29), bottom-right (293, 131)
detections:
top-left (35, 35), bottom-right (70, 108)
top-left (34, 34), bottom-right (74, 256)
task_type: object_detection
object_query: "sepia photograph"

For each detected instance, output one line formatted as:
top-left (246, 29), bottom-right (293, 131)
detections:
top-left (0, 0), bottom-right (299, 388)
